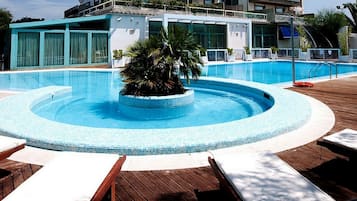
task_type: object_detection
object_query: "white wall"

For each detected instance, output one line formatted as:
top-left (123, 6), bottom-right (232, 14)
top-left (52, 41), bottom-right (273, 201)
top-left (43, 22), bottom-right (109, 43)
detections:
top-left (110, 14), bottom-right (147, 54)
top-left (227, 23), bottom-right (248, 49)
top-left (278, 38), bottom-right (299, 48)
top-left (349, 33), bottom-right (357, 49)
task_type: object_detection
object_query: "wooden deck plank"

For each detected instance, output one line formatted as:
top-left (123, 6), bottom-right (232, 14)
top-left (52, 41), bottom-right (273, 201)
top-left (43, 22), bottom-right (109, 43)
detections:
top-left (1, 76), bottom-right (357, 201)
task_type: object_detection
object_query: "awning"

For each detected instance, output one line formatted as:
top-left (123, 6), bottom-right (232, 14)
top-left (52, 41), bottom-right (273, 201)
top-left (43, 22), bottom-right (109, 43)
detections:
top-left (279, 26), bottom-right (299, 39)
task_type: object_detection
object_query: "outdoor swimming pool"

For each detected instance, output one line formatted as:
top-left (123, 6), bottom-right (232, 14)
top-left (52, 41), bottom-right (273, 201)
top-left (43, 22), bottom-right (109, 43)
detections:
top-left (0, 60), bottom-right (355, 154)
top-left (203, 61), bottom-right (357, 84)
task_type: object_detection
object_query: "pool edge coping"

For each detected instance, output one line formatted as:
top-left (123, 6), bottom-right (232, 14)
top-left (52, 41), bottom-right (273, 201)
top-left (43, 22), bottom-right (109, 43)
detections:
top-left (8, 93), bottom-right (334, 170)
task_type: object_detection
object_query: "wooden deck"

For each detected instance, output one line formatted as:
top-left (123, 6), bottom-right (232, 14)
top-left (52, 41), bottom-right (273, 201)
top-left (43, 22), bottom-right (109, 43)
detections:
top-left (0, 76), bottom-right (356, 201)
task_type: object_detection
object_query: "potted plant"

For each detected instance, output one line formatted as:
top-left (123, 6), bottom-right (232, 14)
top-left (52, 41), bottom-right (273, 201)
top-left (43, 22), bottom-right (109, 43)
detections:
top-left (200, 47), bottom-right (208, 63)
top-left (243, 46), bottom-right (252, 61)
top-left (120, 26), bottom-right (203, 96)
top-left (119, 26), bottom-right (203, 119)
top-left (270, 46), bottom-right (278, 59)
top-left (112, 49), bottom-right (125, 67)
top-left (338, 26), bottom-right (352, 62)
top-left (296, 25), bottom-right (310, 60)
top-left (226, 48), bottom-right (235, 62)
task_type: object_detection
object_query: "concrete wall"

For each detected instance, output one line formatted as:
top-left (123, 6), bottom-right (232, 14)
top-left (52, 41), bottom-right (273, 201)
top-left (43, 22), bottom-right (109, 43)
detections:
top-left (349, 33), bottom-right (357, 49)
top-left (278, 37), bottom-right (299, 48)
top-left (227, 23), bottom-right (248, 49)
top-left (110, 14), bottom-right (147, 54)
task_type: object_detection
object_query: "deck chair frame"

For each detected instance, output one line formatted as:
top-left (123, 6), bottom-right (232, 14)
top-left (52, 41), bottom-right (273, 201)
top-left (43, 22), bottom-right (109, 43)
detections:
top-left (317, 139), bottom-right (357, 162)
top-left (316, 129), bottom-right (357, 162)
top-left (208, 156), bottom-right (242, 201)
top-left (3, 153), bottom-right (126, 201)
top-left (92, 155), bottom-right (126, 201)
top-left (0, 142), bottom-right (25, 161)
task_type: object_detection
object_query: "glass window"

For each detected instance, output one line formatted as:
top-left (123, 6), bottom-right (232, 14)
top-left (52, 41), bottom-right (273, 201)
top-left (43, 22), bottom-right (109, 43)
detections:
top-left (149, 22), bottom-right (227, 49)
top-left (252, 24), bottom-right (277, 48)
top-left (17, 32), bottom-right (40, 67)
top-left (45, 33), bottom-right (64, 66)
top-left (70, 32), bottom-right (88, 64)
top-left (205, 0), bottom-right (212, 5)
top-left (275, 7), bottom-right (284, 14)
top-left (92, 33), bottom-right (108, 63)
top-left (149, 21), bottom-right (162, 37)
top-left (255, 5), bottom-right (265, 11)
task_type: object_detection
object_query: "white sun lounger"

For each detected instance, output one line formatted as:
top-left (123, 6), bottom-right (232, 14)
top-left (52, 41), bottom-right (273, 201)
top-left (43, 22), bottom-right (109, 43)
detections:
top-left (3, 152), bottom-right (126, 201)
top-left (0, 135), bottom-right (26, 160)
top-left (318, 128), bottom-right (357, 160)
top-left (209, 152), bottom-right (335, 201)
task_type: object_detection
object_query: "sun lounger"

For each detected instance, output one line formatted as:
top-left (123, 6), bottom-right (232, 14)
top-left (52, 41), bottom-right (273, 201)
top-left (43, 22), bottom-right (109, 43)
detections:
top-left (0, 135), bottom-right (26, 161)
top-left (209, 152), bottom-right (335, 201)
top-left (317, 128), bottom-right (357, 161)
top-left (3, 152), bottom-right (126, 201)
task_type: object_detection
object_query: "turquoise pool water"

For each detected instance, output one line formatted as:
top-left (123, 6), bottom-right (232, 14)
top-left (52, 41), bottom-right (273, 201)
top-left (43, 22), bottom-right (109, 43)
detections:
top-left (31, 81), bottom-right (272, 129)
top-left (0, 60), bottom-right (354, 154)
top-left (0, 61), bottom-right (355, 129)
top-left (203, 61), bottom-right (357, 84)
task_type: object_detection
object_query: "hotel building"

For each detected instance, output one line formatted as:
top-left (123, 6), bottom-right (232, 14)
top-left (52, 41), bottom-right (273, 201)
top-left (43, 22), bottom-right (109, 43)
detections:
top-left (9, 0), bottom-right (302, 69)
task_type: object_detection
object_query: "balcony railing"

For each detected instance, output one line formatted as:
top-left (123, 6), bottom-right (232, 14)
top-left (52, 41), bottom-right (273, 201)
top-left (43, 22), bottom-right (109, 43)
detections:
top-left (274, 14), bottom-right (304, 24)
top-left (74, 0), bottom-right (267, 22)
top-left (249, 0), bottom-right (301, 6)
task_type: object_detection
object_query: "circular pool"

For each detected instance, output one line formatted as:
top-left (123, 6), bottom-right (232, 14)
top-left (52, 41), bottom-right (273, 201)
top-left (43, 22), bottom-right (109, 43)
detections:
top-left (31, 77), bottom-right (273, 129)
top-left (0, 70), bottom-right (311, 155)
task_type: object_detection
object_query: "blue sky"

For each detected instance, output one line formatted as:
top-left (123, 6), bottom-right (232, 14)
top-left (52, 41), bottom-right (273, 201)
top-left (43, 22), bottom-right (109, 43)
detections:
top-left (0, 0), bottom-right (355, 20)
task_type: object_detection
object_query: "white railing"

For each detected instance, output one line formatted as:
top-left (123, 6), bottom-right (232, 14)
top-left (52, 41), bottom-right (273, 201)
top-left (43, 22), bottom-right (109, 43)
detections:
top-left (203, 48), bottom-right (357, 62)
top-left (252, 48), bottom-right (271, 59)
top-left (78, 0), bottom-right (267, 21)
top-left (232, 49), bottom-right (244, 60)
top-left (277, 48), bottom-right (299, 58)
top-left (351, 49), bottom-right (357, 60)
top-left (309, 48), bottom-right (340, 60)
top-left (206, 49), bottom-right (227, 62)
top-left (275, 14), bottom-right (304, 24)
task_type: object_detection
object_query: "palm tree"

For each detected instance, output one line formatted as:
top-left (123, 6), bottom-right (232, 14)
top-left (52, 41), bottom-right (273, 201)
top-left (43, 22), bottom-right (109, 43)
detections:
top-left (0, 8), bottom-right (13, 69)
top-left (0, 8), bottom-right (12, 30)
top-left (337, 2), bottom-right (357, 32)
top-left (305, 10), bottom-right (348, 47)
top-left (120, 26), bottom-right (203, 96)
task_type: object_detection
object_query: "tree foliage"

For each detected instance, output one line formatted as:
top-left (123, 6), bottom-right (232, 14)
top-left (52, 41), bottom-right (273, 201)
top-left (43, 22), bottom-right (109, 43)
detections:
top-left (0, 8), bottom-right (12, 69)
top-left (120, 26), bottom-right (203, 96)
top-left (305, 9), bottom-right (348, 47)
top-left (0, 8), bottom-right (12, 30)
top-left (337, 2), bottom-right (357, 32)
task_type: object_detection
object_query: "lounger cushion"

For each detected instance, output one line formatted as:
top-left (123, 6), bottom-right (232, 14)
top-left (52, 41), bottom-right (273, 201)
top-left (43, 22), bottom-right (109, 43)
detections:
top-left (3, 152), bottom-right (120, 201)
top-left (322, 129), bottom-right (357, 150)
top-left (0, 136), bottom-right (26, 152)
top-left (213, 152), bottom-right (335, 201)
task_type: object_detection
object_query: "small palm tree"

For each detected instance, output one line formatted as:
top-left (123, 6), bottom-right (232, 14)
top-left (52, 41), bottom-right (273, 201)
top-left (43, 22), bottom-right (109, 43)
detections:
top-left (120, 26), bottom-right (203, 96)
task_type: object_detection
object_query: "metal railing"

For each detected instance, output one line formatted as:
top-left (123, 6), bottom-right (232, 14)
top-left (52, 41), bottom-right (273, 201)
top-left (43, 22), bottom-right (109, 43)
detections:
top-left (202, 48), bottom-right (357, 63)
top-left (206, 49), bottom-right (227, 62)
top-left (351, 49), bottom-right (357, 60)
top-left (275, 14), bottom-right (304, 24)
top-left (252, 48), bottom-right (270, 59)
top-left (277, 48), bottom-right (299, 58)
top-left (77, 0), bottom-right (267, 21)
top-left (309, 48), bottom-right (340, 60)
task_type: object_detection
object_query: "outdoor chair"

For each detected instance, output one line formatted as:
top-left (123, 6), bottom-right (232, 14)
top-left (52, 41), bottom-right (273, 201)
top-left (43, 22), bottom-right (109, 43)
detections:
top-left (0, 135), bottom-right (26, 161)
top-left (317, 128), bottom-right (357, 163)
top-left (208, 152), bottom-right (335, 201)
top-left (3, 152), bottom-right (126, 201)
